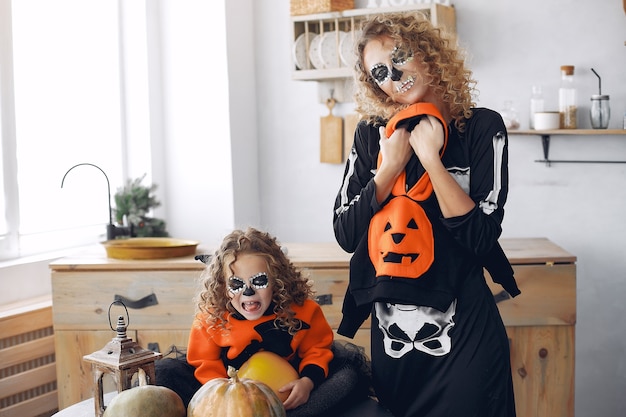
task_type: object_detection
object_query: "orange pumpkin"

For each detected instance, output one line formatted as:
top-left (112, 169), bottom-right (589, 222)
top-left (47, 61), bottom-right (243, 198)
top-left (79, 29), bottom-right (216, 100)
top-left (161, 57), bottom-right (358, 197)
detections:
top-left (237, 351), bottom-right (299, 402)
top-left (187, 366), bottom-right (286, 417)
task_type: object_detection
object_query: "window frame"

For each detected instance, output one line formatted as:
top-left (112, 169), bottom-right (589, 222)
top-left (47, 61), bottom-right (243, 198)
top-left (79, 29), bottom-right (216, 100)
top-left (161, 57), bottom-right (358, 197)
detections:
top-left (0, 0), bottom-right (154, 261)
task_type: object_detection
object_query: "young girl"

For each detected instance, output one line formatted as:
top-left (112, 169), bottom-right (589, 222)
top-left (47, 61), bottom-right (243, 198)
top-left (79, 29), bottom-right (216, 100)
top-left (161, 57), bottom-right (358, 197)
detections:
top-left (185, 227), bottom-right (334, 411)
top-left (333, 12), bottom-right (518, 417)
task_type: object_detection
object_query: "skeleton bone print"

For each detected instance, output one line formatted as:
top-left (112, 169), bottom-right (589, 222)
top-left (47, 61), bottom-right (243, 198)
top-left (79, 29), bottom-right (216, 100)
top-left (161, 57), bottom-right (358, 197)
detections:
top-left (374, 300), bottom-right (457, 358)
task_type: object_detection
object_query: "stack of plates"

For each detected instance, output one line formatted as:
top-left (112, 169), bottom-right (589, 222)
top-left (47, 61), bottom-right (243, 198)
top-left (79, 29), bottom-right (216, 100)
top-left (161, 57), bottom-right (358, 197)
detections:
top-left (293, 31), bottom-right (358, 70)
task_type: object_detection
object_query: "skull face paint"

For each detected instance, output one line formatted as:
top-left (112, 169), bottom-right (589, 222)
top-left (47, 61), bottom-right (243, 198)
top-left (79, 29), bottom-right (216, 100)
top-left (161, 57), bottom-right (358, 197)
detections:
top-left (375, 300), bottom-right (456, 358)
top-left (227, 254), bottom-right (273, 321)
top-left (369, 46), bottom-right (414, 86)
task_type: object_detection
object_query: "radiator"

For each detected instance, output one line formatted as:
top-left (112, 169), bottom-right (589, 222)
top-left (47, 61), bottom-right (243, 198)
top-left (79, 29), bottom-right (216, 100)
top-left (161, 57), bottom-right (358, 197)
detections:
top-left (0, 298), bottom-right (58, 417)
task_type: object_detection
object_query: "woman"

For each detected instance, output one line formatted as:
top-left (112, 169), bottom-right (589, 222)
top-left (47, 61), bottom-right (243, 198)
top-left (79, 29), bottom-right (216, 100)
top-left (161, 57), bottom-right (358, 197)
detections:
top-left (333, 12), bottom-right (518, 417)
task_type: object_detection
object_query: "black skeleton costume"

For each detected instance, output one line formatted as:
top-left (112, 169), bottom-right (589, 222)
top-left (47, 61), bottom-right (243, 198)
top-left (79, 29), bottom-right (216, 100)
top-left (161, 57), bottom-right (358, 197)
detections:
top-left (333, 108), bottom-right (517, 417)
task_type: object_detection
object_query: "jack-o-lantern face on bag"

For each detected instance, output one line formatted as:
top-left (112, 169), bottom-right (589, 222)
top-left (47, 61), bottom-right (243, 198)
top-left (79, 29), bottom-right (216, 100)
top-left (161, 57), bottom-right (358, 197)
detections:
top-left (368, 195), bottom-right (434, 278)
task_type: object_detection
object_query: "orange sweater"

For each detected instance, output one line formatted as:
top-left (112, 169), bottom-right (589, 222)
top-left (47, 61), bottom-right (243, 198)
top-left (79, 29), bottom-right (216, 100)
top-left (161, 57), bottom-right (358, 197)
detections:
top-left (187, 299), bottom-right (334, 387)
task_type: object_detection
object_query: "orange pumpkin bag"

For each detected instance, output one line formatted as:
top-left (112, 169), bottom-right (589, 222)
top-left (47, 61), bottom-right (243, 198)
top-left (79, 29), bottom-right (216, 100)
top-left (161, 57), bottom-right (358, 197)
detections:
top-left (368, 102), bottom-right (447, 279)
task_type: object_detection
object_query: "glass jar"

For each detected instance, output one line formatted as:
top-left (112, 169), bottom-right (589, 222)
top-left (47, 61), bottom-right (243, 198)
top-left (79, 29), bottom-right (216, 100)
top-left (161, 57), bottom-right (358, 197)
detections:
top-left (500, 100), bottom-right (520, 130)
top-left (590, 95), bottom-right (610, 129)
top-left (529, 85), bottom-right (545, 129)
top-left (558, 65), bottom-right (577, 129)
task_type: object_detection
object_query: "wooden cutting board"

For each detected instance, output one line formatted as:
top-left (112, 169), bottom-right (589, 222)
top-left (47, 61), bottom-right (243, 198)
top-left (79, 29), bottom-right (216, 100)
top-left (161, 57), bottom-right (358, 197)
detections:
top-left (320, 98), bottom-right (343, 164)
top-left (343, 113), bottom-right (360, 162)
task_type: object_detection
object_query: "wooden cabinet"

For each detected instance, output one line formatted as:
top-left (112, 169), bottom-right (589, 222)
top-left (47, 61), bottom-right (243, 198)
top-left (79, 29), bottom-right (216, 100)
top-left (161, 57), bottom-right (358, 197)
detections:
top-left (484, 239), bottom-right (576, 417)
top-left (51, 238), bottom-right (575, 416)
top-left (50, 257), bottom-right (205, 409)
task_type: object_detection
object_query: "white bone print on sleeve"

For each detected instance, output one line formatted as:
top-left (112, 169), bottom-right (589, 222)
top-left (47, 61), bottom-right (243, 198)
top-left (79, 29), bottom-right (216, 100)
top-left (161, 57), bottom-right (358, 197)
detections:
top-left (479, 131), bottom-right (506, 215)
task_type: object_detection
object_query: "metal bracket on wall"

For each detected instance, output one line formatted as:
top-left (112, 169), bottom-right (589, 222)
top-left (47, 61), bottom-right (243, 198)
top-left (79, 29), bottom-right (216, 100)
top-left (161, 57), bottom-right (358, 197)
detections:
top-left (510, 130), bottom-right (626, 167)
top-left (534, 134), bottom-right (626, 166)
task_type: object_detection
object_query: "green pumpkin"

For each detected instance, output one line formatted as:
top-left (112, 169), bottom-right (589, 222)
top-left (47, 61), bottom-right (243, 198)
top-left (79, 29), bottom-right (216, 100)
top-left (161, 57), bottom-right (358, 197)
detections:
top-left (103, 370), bottom-right (185, 417)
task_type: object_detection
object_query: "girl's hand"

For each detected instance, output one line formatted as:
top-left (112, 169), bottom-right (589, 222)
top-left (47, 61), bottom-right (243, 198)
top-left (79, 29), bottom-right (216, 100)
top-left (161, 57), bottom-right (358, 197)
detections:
top-left (409, 115), bottom-right (445, 169)
top-left (280, 376), bottom-right (314, 410)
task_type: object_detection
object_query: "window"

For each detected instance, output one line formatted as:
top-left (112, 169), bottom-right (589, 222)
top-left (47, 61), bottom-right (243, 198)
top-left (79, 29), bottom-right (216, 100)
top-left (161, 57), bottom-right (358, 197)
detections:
top-left (0, 0), bottom-right (151, 260)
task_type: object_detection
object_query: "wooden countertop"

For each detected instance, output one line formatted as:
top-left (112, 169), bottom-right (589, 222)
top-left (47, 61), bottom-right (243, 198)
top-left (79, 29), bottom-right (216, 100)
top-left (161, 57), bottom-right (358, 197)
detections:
top-left (49, 238), bottom-right (575, 271)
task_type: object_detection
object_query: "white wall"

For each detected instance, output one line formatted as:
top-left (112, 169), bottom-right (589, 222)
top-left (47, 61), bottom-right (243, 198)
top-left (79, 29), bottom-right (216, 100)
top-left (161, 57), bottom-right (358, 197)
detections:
top-left (156, 0), bottom-right (239, 243)
top-left (244, 1), bottom-right (626, 416)
top-left (155, 0), bottom-right (260, 243)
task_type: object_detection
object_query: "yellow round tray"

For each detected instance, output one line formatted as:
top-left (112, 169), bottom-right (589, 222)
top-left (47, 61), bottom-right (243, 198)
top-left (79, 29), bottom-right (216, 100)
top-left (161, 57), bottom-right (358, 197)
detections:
top-left (101, 238), bottom-right (199, 260)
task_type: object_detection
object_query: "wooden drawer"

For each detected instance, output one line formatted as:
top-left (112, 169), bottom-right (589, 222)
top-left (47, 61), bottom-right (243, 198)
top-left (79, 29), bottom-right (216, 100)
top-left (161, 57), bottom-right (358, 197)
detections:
top-left (304, 267), bottom-right (370, 329)
top-left (487, 263), bottom-right (576, 326)
top-left (51, 270), bottom-right (200, 331)
top-left (507, 325), bottom-right (575, 417)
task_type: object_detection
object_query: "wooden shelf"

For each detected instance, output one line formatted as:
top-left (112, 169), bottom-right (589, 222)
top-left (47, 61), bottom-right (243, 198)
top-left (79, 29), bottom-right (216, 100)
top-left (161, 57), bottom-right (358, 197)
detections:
top-left (511, 129), bottom-right (626, 136)
top-left (292, 67), bottom-right (352, 81)
top-left (509, 129), bottom-right (626, 165)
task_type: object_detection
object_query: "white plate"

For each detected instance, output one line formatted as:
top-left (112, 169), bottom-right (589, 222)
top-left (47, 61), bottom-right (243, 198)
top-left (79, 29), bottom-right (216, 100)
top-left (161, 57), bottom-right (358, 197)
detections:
top-left (308, 34), bottom-right (324, 69)
top-left (292, 32), bottom-right (317, 70)
top-left (340, 30), bottom-right (360, 68)
top-left (318, 31), bottom-right (347, 69)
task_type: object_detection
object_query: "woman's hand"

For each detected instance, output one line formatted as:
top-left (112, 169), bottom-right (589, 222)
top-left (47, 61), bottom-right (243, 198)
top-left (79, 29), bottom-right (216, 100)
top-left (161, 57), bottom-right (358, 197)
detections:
top-left (379, 125), bottom-right (413, 174)
top-left (409, 115), bottom-right (475, 217)
top-left (409, 115), bottom-right (445, 169)
top-left (374, 125), bottom-right (413, 203)
top-left (280, 376), bottom-right (314, 410)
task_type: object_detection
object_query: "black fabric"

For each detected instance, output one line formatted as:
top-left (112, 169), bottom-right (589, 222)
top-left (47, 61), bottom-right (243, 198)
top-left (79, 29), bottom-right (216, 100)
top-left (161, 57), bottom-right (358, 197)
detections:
top-left (370, 279), bottom-right (516, 417)
top-left (287, 341), bottom-right (372, 417)
top-left (155, 356), bottom-right (201, 407)
top-left (481, 242), bottom-right (521, 297)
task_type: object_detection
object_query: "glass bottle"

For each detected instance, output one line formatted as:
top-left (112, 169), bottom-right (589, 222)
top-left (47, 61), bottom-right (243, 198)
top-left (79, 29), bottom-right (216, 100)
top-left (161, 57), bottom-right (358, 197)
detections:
top-left (558, 65), bottom-right (577, 129)
top-left (529, 85), bottom-right (544, 129)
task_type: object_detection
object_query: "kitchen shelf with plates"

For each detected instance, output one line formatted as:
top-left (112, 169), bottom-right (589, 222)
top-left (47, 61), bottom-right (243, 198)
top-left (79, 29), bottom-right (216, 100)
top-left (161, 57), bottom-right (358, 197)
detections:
top-left (291, 3), bottom-right (456, 82)
top-left (510, 129), bottom-right (626, 166)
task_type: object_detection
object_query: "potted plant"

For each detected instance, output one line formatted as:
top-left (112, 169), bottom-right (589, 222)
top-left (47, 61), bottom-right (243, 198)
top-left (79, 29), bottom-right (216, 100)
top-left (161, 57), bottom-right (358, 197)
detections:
top-left (113, 175), bottom-right (169, 237)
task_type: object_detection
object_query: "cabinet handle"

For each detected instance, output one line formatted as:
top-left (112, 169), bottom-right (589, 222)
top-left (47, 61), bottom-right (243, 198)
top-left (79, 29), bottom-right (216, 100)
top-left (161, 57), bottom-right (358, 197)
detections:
top-left (114, 293), bottom-right (159, 309)
top-left (493, 290), bottom-right (511, 304)
top-left (315, 294), bottom-right (333, 306)
top-left (195, 254), bottom-right (212, 264)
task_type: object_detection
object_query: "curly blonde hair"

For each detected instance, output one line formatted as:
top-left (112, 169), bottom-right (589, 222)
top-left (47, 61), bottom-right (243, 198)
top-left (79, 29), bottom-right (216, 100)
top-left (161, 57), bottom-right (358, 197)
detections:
top-left (353, 12), bottom-right (476, 131)
top-left (196, 227), bottom-right (315, 335)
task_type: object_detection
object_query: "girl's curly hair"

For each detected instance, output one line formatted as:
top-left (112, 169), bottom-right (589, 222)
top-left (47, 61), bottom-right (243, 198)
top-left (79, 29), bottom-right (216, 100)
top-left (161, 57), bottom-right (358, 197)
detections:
top-left (195, 227), bottom-right (315, 335)
top-left (353, 12), bottom-right (476, 131)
